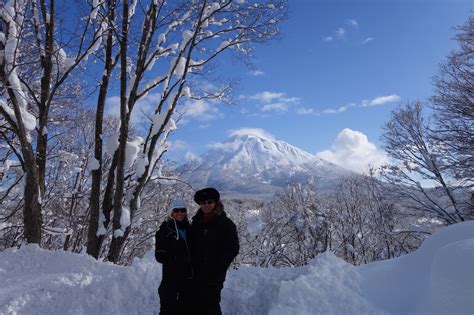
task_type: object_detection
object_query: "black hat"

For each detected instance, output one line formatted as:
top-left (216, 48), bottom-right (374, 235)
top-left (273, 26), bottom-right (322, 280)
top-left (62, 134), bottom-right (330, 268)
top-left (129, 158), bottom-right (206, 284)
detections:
top-left (194, 187), bottom-right (220, 204)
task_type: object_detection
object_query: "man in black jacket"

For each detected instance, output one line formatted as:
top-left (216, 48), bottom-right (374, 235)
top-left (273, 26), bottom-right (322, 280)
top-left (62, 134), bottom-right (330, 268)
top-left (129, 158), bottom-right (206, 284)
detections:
top-left (189, 188), bottom-right (239, 315)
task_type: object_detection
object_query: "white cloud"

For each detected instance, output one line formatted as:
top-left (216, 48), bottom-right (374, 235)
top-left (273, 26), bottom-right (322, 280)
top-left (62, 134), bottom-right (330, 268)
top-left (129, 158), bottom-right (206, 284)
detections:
top-left (362, 94), bottom-right (401, 107)
top-left (105, 96), bottom-right (121, 116)
top-left (319, 103), bottom-right (358, 115)
top-left (316, 128), bottom-right (388, 173)
top-left (167, 140), bottom-right (202, 163)
top-left (228, 128), bottom-right (275, 141)
top-left (299, 95), bottom-right (399, 117)
top-left (261, 102), bottom-right (288, 112)
top-left (105, 93), bottom-right (160, 125)
top-left (240, 107), bottom-right (250, 114)
top-left (170, 140), bottom-right (189, 151)
top-left (322, 25), bottom-right (345, 42)
top-left (185, 151), bottom-right (203, 163)
top-left (182, 99), bottom-right (221, 121)
top-left (295, 94), bottom-right (399, 117)
top-left (322, 105), bottom-right (348, 114)
top-left (362, 37), bottom-right (374, 45)
top-left (346, 19), bottom-right (359, 28)
top-left (282, 97), bottom-right (301, 104)
top-left (208, 128), bottom-right (275, 152)
top-left (245, 91), bottom-right (301, 113)
top-left (324, 19), bottom-right (372, 44)
top-left (296, 107), bottom-right (316, 115)
top-left (248, 91), bottom-right (286, 103)
top-left (322, 27), bottom-right (346, 42)
top-left (106, 93), bottom-right (225, 129)
top-left (336, 27), bottom-right (346, 38)
top-left (250, 69), bottom-right (265, 76)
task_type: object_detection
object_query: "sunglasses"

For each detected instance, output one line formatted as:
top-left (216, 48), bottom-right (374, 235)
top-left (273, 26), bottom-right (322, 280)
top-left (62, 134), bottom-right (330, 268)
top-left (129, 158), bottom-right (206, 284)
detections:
top-left (200, 200), bottom-right (216, 205)
top-left (172, 208), bottom-right (187, 213)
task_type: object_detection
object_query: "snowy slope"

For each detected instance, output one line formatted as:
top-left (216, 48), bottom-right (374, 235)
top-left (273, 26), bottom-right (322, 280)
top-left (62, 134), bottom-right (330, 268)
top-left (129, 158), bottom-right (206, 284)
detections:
top-left (179, 129), bottom-right (351, 197)
top-left (1, 221), bottom-right (473, 315)
top-left (358, 220), bottom-right (474, 315)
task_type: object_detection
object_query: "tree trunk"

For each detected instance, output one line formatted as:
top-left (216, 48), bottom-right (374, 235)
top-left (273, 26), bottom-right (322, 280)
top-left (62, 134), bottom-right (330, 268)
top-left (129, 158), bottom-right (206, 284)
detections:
top-left (22, 146), bottom-right (42, 244)
top-left (108, 225), bottom-right (132, 263)
top-left (86, 0), bottom-right (116, 259)
top-left (0, 63), bottom-right (43, 244)
top-left (36, 0), bottom-right (55, 195)
top-left (107, 0), bottom-right (129, 263)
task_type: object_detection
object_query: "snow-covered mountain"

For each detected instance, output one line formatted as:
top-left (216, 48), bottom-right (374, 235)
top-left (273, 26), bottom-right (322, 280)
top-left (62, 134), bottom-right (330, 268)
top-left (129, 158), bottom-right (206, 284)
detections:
top-left (179, 129), bottom-right (352, 198)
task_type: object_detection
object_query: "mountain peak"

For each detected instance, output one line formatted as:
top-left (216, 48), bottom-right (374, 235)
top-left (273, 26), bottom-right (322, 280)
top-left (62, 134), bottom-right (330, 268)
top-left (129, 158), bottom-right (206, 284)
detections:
top-left (180, 129), bottom-right (352, 198)
top-left (228, 128), bottom-right (275, 142)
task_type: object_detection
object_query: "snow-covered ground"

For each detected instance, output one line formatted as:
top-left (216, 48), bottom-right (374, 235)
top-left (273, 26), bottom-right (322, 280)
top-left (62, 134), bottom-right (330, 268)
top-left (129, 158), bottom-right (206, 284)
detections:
top-left (1, 221), bottom-right (473, 315)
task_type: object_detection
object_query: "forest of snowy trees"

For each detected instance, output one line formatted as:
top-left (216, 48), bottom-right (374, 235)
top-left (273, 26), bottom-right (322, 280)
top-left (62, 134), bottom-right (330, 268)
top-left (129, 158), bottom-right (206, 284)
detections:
top-left (0, 0), bottom-right (472, 267)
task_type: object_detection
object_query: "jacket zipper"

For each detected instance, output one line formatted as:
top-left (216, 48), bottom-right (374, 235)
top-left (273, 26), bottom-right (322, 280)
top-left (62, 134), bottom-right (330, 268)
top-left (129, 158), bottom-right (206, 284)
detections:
top-left (184, 237), bottom-right (194, 278)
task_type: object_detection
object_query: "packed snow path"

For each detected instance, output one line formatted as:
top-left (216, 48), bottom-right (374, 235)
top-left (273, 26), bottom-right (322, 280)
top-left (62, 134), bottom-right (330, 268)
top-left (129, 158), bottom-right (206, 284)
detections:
top-left (1, 221), bottom-right (473, 314)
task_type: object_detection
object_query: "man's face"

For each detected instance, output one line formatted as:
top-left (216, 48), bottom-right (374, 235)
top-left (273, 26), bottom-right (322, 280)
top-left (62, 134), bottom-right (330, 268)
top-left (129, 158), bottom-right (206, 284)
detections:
top-left (200, 200), bottom-right (216, 214)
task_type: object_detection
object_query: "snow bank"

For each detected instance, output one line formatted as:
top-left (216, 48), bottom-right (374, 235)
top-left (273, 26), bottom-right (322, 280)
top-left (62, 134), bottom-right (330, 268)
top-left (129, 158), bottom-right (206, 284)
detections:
top-left (224, 253), bottom-right (383, 314)
top-left (0, 248), bottom-right (161, 314)
top-left (0, 221), bottom-right (473, 315)
top-left (359, 220), bottom-right (474, 315)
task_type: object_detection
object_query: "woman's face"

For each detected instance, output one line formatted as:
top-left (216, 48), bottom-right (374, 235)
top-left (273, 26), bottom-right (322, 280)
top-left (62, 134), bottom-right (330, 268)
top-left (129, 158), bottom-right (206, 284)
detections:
top-left (200, 200), bottom-right (216, 214)
top-left (172, 208), bottom-right (187, 221)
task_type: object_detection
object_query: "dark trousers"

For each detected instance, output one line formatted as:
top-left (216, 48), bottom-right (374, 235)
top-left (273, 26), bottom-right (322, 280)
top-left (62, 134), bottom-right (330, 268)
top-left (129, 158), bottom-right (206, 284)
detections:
top-left (192, 281), bottom-right (224, 315)
top-left (158, 280), bottom-right (190, 315)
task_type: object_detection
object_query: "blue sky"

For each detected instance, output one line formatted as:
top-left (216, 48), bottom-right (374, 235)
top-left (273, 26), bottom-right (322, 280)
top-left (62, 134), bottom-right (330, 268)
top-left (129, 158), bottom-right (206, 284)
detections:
top-left (126, 0), bottom-right (472, 172)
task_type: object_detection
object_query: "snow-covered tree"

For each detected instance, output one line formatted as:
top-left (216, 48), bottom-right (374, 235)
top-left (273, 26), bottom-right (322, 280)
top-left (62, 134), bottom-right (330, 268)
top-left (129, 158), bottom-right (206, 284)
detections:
top-left (324, 174), bottom-right (416, 265)
top-left (0, 0), bottom-right (110, 244)
top-left (235, 180), bottom-right (327, 267)
top-left (232, 174), bottom-right (425, 267)
top-left (381, 17), bottom-right (473, 227)
top-left (80, 0), bottom-right (287, 263)
top-left (430, 16), bottom-right (473, 195)
top-left (382, 102), bottom-right (469, 225)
